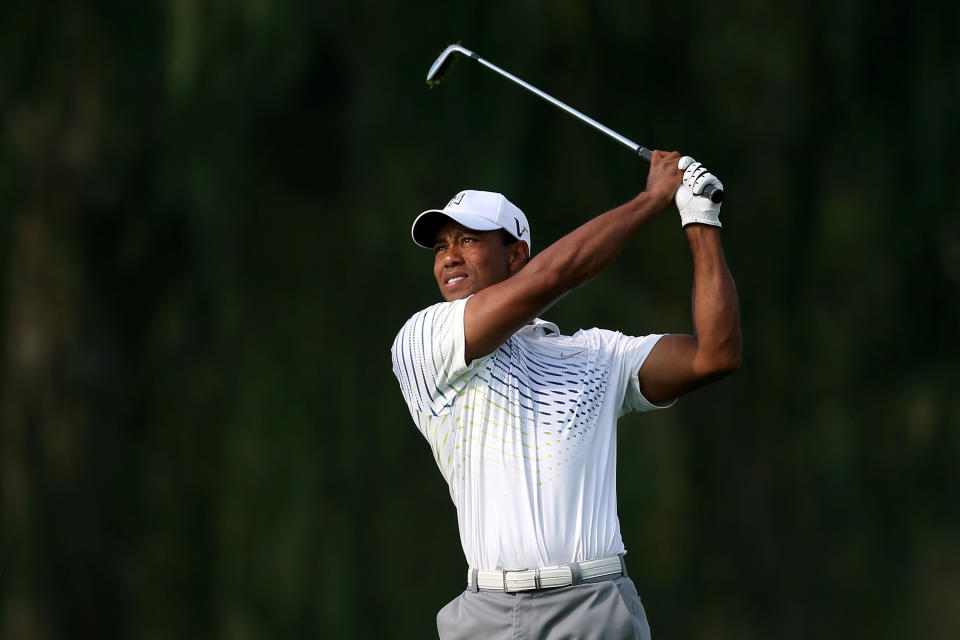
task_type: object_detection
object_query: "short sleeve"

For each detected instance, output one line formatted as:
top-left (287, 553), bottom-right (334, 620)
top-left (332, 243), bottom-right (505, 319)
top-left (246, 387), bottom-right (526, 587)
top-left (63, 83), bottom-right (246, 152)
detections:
top-left (390, 299), bottom-right (478, 419)
top-left (619, 333), bottom-right (677, 414)
top-left (572, 328), bottom-right (676, 416)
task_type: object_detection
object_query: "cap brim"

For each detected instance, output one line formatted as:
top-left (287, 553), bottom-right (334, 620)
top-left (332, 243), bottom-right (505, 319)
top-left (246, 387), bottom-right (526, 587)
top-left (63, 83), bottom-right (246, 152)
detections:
top-left (411, 209), bottom-right (503, 249)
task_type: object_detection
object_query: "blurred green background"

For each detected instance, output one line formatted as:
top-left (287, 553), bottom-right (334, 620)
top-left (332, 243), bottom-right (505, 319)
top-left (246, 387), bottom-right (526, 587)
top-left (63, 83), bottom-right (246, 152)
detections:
top-left (1, 0), bottom-right (958, 638)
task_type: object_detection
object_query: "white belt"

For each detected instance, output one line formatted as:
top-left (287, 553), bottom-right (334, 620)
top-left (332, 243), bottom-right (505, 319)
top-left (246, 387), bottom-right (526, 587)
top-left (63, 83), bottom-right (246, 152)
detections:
top-left (468, 554), bottom-right (625, 593)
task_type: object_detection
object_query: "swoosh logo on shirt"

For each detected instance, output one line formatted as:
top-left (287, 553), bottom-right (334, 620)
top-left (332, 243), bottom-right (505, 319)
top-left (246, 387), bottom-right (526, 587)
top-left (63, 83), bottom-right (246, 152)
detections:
top-left (560, 351), bottom-right (583, 359)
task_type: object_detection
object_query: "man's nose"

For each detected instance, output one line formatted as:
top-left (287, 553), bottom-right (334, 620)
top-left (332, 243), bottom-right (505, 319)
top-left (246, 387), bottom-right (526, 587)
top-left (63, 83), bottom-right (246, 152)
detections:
top-left (442, 245), bottom-right (463, 264)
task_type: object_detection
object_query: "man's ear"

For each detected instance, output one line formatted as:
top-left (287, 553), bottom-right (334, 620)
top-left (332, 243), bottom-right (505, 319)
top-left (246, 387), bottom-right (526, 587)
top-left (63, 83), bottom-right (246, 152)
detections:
top-left (507, 241), bottom-right (529, 274)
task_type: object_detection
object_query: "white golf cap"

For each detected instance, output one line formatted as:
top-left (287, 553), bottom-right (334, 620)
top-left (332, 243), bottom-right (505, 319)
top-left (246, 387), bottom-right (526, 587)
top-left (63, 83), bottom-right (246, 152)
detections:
top-left (411, 189), bottom-right (531, 252)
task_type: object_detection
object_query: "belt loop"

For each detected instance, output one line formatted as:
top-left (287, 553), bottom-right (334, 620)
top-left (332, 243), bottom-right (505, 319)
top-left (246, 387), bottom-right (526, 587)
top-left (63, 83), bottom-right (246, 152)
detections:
top-left (569, 561), bottom-right (583, 585)
top-left (618, 554), bottom-right (628, 578)
top-left (469, 568), bottom-right (479, 593)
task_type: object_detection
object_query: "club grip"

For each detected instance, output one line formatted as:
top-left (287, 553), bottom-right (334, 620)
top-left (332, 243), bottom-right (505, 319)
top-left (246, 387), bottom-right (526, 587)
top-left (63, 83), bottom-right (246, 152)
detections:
top-left (702, 184), bottom-right (724, 203)
top-left (636, 147), bottom-right (724, 203)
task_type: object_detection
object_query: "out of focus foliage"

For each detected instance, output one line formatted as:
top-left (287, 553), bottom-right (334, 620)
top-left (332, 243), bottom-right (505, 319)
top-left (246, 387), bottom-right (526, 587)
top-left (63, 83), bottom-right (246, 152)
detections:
top-left (1, 1), bottom-right (958, 638)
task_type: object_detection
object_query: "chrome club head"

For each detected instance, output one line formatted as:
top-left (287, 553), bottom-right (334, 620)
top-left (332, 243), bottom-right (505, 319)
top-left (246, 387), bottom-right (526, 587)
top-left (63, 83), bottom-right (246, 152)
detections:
top-left (426, 44), bottom-right (474, 87)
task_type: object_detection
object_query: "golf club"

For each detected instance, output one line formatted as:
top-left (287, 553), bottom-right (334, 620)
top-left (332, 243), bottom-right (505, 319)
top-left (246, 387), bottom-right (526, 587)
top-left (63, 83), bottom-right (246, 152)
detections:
top-left (426, 44), bottom-right (724, 204)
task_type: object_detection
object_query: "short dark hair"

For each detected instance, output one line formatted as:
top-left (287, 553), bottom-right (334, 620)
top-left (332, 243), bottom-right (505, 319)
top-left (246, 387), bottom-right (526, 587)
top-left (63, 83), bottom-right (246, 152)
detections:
top-left (498, 229), bottom-right (530, 264)
top-left (498, 229), bottom-right (520, 246)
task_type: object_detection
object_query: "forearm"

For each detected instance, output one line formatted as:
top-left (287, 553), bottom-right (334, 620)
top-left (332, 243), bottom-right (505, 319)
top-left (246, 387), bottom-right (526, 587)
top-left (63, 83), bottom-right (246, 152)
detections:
top-left (686, 225), bottom-right (742, 373)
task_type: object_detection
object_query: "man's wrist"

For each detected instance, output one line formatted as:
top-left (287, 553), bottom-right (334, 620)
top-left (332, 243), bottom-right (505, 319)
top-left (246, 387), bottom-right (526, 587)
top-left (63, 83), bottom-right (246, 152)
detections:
top-left (684, 223), bottom-right (723, 244)
top-left (633, 188), bottom-right (673, 220)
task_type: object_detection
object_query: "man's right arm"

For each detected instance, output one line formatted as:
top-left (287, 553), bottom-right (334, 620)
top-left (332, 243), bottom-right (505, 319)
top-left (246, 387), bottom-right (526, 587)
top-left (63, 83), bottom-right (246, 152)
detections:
top-left (462, 150), bottom-right (684, 363)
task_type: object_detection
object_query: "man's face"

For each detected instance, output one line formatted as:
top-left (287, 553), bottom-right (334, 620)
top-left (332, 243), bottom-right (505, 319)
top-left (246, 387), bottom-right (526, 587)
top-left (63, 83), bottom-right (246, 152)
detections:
top-left (432, 219), bottom-right (523, 301)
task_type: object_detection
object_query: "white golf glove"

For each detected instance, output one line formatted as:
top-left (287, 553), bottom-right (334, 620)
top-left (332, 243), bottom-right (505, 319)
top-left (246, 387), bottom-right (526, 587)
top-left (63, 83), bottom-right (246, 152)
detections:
top-left (675, 156), bottom-right (723, 228)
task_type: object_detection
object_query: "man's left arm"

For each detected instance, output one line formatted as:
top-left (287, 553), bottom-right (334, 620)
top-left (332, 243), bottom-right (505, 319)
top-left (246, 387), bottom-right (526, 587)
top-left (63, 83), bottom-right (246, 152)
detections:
top-left (637, 161), bottom-right (742, 405)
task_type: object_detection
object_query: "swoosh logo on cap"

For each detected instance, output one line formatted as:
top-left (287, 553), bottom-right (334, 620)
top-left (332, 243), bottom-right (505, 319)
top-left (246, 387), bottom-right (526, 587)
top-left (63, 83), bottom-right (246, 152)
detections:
top-left (515, 217), bottom-right (528, 237)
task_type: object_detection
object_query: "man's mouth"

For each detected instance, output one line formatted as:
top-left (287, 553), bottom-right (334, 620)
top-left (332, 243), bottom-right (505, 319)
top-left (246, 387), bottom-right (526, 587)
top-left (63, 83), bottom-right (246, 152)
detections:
top-left (444, 274), bottom-right (467, 287)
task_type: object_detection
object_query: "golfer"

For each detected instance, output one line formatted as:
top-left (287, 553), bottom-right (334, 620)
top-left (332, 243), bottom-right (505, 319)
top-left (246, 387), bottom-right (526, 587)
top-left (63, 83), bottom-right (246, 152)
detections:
top-left (391, 151), bottom-right (741, 639)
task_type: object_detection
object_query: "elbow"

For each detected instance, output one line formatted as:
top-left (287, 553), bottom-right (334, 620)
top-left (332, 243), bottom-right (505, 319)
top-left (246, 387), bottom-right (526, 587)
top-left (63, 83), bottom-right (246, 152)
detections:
top-left (698, 356), bottom-right (740, 385)
top-left (699, 340), bottom-right (742, 380)
top-left (715, 351), bottom-right (742, 377)
top-left (715, 326), bottom-right (743, 376)
top-left (716, 340), bottom-right (743, 377)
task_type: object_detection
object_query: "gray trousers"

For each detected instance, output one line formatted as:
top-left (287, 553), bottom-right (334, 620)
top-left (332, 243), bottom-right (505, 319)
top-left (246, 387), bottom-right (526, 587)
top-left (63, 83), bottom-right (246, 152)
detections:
top-left (436, 575), bottom-right (651, 640)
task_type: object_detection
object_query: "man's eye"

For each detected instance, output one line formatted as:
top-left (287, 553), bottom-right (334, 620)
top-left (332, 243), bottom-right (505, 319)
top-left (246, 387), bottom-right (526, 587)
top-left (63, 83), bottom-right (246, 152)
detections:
top-left (461, 237), bottom-right (474, 244)
top-left (434, 246), bottom-right (446, 254)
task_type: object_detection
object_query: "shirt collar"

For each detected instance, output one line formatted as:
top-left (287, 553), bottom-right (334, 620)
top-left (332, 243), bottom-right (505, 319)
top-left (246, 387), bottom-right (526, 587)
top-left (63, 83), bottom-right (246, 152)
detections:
top-left (519, 318), bottom-right (559, 335)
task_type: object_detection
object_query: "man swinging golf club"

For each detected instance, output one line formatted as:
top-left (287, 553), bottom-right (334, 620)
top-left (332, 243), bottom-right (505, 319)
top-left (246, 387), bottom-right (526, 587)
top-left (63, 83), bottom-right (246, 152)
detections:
top-left (391, 152), bottom-right (741, 639)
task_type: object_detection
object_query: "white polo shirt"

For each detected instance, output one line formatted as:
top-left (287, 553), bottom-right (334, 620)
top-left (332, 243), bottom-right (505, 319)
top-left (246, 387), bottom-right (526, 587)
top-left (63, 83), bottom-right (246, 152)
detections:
top-left (391, 298), bottom-right (672, 571)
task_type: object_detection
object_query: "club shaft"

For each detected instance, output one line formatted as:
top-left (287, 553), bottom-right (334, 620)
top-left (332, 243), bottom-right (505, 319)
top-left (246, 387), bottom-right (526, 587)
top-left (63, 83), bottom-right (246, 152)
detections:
top-left (471, 54), bottom-right (652, 160)
top-left (436, 45), bottom-right (723, 203)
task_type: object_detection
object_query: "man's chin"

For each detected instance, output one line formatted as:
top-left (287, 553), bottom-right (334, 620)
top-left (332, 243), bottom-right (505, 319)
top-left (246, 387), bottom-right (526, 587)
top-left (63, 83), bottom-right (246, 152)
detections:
top-left (440, 284), bottom-right (478, 302)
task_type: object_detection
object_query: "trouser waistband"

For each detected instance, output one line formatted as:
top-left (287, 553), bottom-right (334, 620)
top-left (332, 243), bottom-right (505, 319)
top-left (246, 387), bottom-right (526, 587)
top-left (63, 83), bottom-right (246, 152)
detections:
top-left (467, 554), bottom-right (627, 593)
